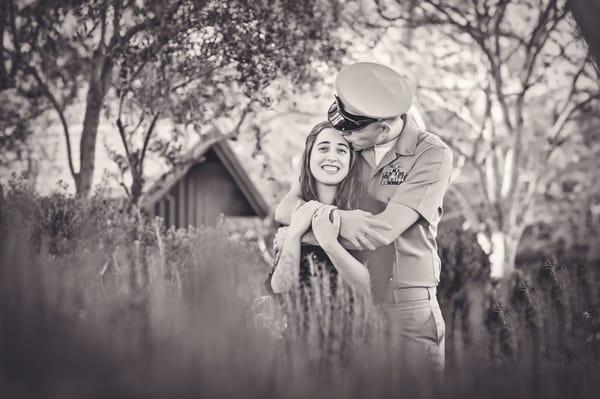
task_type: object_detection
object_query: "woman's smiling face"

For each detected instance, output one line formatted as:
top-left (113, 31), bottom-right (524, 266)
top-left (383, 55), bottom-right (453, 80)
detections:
top-left (309, 128), bottom-right (351, 186)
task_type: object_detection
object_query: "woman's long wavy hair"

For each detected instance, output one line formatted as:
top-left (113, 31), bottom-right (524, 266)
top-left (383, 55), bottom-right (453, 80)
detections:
top-left (298, 121), bottom-right (364, 210)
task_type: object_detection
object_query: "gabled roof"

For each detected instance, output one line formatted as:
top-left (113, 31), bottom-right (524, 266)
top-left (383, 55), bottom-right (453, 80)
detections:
top-left (141, 130), bottom-right (270, 218)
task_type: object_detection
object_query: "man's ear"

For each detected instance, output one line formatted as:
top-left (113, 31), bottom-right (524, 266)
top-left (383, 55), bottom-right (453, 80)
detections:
top-left (379, 122), bottom-right (391, 134)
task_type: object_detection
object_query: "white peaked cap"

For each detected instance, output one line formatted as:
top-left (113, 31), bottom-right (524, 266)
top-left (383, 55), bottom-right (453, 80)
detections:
top-left (334, 62), bottom-right (413, 118)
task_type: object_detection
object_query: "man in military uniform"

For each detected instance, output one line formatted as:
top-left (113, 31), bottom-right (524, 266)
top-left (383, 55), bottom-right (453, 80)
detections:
top-left (274, 62), bottom-right (453, 372)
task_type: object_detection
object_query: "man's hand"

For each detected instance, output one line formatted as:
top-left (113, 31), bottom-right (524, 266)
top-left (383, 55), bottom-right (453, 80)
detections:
top-left (337, 209), bottom-right (393, 250)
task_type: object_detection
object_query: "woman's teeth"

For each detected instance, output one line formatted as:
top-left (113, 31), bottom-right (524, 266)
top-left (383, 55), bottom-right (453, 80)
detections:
top-left (322, 165), bottom-right (339, 173)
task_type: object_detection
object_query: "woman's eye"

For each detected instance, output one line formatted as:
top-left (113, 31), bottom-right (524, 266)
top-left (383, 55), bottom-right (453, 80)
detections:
top-left (338, 148), bottom-right (347, 154)
top-left (318, 147), bottom-right (328, 152)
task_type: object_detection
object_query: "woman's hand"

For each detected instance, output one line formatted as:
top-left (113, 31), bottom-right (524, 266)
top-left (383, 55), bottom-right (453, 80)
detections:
top-left (289, 200), bottom-right (322, 237)
top-left (312, 205), bottom-right (372, 297)
top-left (311, 205), bottom-right (340, 248)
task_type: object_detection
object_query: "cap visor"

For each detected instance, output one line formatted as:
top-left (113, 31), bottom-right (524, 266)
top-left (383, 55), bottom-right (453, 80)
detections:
top-left (327, 101), bottom-right (375, 132)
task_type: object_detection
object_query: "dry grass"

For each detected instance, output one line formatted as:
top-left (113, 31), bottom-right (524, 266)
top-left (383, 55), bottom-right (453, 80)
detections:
top-left (0, 180), bottom-right (599, 398)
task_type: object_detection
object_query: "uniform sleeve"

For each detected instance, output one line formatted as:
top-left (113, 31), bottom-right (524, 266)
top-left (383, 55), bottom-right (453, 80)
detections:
top-left (389, 145), bottom-right (453, 226)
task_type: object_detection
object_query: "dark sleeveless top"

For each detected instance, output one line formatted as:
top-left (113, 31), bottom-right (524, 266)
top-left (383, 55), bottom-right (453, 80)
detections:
top-left (266, 244), bottom-right (359, 360)
top-left (298, 244), bottom-right (339, 293)
top-left (265, 244), bottom-right (345, 302)
top-left (265, 196), bottom-right (395, 303)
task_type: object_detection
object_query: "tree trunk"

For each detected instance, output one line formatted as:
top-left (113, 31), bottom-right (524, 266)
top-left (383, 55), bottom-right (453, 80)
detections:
top-left (75, 57), bottom-right (113, 196)
top-left (487, 231), bottom-right (520, 280)
top-left (130, 171), bottom-right (143, 206)
top-left (568, 0), bottom-right (600, 68)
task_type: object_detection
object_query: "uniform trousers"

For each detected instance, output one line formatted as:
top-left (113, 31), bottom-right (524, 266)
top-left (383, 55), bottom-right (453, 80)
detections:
top-left (380, 286), bottom-right (445, 377)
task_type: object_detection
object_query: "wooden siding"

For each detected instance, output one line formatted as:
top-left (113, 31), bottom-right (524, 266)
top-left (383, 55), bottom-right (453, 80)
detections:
top-left (153, 149), bottom-right (256, 228)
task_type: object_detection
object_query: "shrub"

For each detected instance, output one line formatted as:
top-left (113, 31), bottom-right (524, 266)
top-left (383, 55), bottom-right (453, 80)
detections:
top-left (1, 179), bottom-right (599, 399)
top-left (437, 222), bottom-right (490, 353)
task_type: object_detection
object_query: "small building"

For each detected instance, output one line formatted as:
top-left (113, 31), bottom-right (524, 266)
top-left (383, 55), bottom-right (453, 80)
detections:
top-left (141, 138), bottom-right (270, 228)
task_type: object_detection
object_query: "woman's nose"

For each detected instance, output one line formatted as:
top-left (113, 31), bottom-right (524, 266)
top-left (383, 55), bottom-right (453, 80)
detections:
top-left (326, 152), bottom-right (338, 162)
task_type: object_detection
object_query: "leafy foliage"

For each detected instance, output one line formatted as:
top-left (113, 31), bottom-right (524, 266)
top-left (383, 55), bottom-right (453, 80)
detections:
top-left (1, 0), bottom-right (348, 196)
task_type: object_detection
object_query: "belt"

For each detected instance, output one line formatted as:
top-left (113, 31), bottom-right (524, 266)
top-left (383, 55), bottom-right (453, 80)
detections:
top-left (386, 287), bottom-right (437, 303)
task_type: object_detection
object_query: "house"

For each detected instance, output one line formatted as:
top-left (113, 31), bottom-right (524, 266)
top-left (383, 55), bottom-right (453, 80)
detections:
top-left (141, 137), bottom-right (271, 229)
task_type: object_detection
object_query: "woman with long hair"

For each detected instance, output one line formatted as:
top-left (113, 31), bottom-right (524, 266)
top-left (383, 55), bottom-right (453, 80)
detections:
top-left (267, 121), bottom-right (381, 362)
top-left (269, 121), bottom-right (370, 297)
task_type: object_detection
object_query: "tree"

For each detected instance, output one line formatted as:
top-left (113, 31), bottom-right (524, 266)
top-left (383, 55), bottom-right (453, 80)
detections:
top-left (370, 0), bottom-right (600, 277)
top-left (107, 0), bottom-right (347, 204)
top-left (2, 0), bottom-right (346, 197)
top-left (517, 113), bottom-right (600, 262)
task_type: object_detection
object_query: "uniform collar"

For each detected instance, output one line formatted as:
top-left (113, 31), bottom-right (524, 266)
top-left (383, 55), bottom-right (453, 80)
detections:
top-left (358, 114), bottom-right (420, 169)
top-left (394, 114), bottom-right (419, 156)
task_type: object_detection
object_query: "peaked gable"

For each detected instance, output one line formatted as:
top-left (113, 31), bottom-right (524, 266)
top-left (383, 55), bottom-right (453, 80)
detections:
top-left (141, 135), bottom-right (269, 220)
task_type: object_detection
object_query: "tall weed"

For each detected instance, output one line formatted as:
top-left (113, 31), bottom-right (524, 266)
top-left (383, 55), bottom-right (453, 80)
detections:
top-left (0, 180), bottom-right (599, 398)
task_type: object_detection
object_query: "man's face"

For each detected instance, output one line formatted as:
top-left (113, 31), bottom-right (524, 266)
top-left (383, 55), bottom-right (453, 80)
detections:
top-left (341, 122), bottom-right (382, 151)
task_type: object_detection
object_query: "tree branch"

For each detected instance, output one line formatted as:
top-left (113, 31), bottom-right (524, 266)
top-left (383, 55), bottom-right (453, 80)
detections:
top-left (170, 65), bottom-right (220, 92)
top-left (545, 91), bottom-right (600, 160)
top-left (438, 135), bottom-right (474, 162)
top-left (521, 2), bottom-right (568, 90)
top-left (473, 87), bottom-right (493, 165)
top-left (24, 63), bottom-right (77, 180)
top-left (448, 183), bottom-right (482, 229)
top-left (120, 181), bottom-right (131, 198)
top-left (473, 163), bottom-right (495, 218)
top-left (421, 1), bottom-right (474, 31)
top-left (116, 117), bottom-right (133, 169)
top-left (489, 146), bottom-right (504, 224)
top-left (374, 0), bottom-right (403, 21)
top-left (523, 0), bottom-right (557, 54)
top-left (419, 88), bottom-right (480, 131)
top-left (491, 0), bottom-right (509, 61)
top-left (555, 53), bottom-right (591, 119)
top-left (6, 0), bottom-right (22, 83)
top-left (140, 112), bottom-right (160, 165)
top-left (452, 3), bottom-right (513, 134)
top-left (99, 0), bottom-right (108, 52)
top-left (515, 173), bottom-right (539, 227)
top-left (229, 100), bottom-right (256, 137)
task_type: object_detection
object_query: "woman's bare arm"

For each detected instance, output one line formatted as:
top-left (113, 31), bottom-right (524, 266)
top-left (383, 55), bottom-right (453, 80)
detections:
top-left (273, 182), bottom-right (302, 225)
top-left (321, 239), bottom-right (371, 297)
top-left (311, 207), bottom-right (371, 297)
top-left (270, 230), bottom-right (302, 293)
top-left (270, 201), bottom-right (322, 293)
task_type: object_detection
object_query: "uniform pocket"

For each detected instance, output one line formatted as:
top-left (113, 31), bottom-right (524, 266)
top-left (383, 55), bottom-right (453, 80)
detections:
top-left (429, 298), bottom-right (446, 344)
top-left (382, 299), bottom-right (437, 341)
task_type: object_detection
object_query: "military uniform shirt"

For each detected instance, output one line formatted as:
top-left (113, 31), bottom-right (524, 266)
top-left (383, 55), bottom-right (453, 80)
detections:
top-left (356, 115), bottom-right (453, 289)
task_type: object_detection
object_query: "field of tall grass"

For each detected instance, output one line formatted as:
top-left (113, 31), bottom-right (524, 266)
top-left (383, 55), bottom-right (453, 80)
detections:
top-left (1, 179), bottom-right (599, 398)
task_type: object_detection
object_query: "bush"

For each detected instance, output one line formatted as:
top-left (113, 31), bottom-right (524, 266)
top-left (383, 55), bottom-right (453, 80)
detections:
top-left (0, 180), bottom-right (271, 398)
top-left (1, 180), bottom-right (599, 399)
top-left (437, 221), bottom-right (490, 353)
top-left (436, 220), bottom-right (600, 394)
